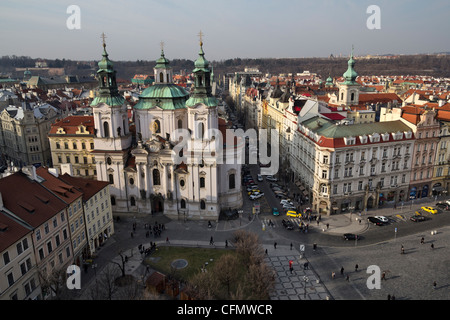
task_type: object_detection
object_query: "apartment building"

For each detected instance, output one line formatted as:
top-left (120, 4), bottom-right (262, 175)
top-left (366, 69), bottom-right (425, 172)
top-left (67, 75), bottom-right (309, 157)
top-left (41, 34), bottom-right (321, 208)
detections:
top-left (48, 115), bottom-right (97, 178)
top-left (57, 174), bottom-right (114, 256)
top-left (0, 211), bottom-right (40, 300)
top-left (296, 116), bottom-right (415, 214)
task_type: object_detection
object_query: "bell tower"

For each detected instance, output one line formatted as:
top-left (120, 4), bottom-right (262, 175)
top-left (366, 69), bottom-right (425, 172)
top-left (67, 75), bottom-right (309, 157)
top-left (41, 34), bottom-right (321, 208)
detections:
top-left (338, 47), bottom-right (360, 106)
top-left (92, 34), bottom-right (132, 202)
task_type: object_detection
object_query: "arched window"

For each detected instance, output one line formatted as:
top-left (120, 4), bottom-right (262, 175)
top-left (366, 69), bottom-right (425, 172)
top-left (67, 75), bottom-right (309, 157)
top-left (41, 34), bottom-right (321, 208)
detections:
top-left (351, 92), bottom-right (355, 101)
top-left (200, 200), bottom-right (206, 210)
top-left (108, 174), bottom-right (114, 184)
top-left (130, 196), bottom-right (136, 206)
top-left (159, 72), bottom-right (164, 83)
top-left (103, 121), bottom-right (110, 138)
top-left (153, 169), bottom-right (160, 185)
top-left (200, 177), bottom-right (205, 188)
top-left (110, 196), bottom-right (116, 206)
top-left (229, 173), bottom-right (235, 190)
top-left (178, 119), bottom-right (183, 129)
top-left (198, 122), bottom-right (205, 139)
top-left (181, 199), bottom-right (186, 209)
top-left (154, 120), bottom-right (161, 134)
top-left (107, 157), bottom-right (112, 165)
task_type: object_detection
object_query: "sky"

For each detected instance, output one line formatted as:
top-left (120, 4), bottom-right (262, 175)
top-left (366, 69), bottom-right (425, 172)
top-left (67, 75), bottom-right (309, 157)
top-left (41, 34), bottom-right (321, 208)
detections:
top-left (0, 0), bottom-right (449, 62)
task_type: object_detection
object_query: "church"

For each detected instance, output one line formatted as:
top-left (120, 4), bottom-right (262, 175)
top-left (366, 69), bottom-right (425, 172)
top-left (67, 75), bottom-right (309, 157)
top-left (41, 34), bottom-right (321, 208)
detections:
top-left (91, 36), bottom-right (243, 220)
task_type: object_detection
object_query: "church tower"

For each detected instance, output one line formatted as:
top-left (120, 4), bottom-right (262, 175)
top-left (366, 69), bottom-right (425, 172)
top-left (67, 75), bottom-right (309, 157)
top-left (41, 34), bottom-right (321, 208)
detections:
top-left (338, 47), bottom-right (360, 106)
top-left (91, 34), bottom-right (132, 206)
top-left (186, 33), bottom-right (219, 140)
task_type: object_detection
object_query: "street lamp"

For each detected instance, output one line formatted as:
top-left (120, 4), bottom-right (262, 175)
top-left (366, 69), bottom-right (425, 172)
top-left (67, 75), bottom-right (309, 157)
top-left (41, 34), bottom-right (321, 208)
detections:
top-left (303, 276), bottom-right (309, 299)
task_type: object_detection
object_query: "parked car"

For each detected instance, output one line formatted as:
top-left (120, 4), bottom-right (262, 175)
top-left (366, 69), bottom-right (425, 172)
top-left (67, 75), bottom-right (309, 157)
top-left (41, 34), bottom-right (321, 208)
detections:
top-left (367, 216), bottom-right (385, 226)
top-left (266, 175), bottom-right (278, 182)
top-left (421, 206), bottom-right (438, 214)
top-left (410, 215), bottom-right (428, 222)
top-left (343, 233), bottom-right (361, 241)
top-left (257, 174), bottom-right (263, 181)
top-left (283, 204), bottom-right (296, 210)
top-left (280, 199), bottom-right (294, 206)
top-left (249, 192), bottom-right (264, 200)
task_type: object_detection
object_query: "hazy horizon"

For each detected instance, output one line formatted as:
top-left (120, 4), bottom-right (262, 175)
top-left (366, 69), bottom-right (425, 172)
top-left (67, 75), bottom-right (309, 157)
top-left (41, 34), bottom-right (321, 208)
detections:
top-left (1, 0), bottom-right (449, 62)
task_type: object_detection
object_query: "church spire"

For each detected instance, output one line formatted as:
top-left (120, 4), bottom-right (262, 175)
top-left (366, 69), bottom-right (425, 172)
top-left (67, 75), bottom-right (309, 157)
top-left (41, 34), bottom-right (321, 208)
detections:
top-left (91, 33), bottom-right (124, 106)
top-left (343, 45), bottom-right (358, 85)
top-left (186, 32), bottom-right (218, 108)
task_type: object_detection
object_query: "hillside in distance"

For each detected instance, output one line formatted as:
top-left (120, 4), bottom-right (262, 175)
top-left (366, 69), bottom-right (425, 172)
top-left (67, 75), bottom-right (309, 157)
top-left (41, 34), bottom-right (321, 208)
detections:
top-left (1, 54), bottom-right (450, 81)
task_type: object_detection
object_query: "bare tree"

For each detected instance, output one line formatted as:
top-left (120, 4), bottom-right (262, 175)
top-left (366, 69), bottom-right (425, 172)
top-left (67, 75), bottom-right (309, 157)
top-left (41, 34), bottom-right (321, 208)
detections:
top-left (213, 253), bottom-right (239, 298)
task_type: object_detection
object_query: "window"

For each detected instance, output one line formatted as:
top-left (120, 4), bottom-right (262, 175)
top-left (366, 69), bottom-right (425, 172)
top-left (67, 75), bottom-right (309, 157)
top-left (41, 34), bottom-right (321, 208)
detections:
top-left (200, 177), bottom-right (205, 188)
top-left (200, 200), bottom-right (206, 210)
top-left (181, 199), bottom-right (186, 209)
top-left (321, 170), bottom-right (328, 179)
top-left (36, 230), bottom-right (41, 241)
top-left (154, 120), bottom-right (161, 134)
top-left (7, 272), bottom-right (14, 287)
top-left (3, 252), bottom-right (10, 265)
top-left (109, 174), bottom-right (114, 184)
top-left (178, 119), bottom-right (183, 129)
top-left (130, 196), bottom-right (136, 206)
top-left (73, 142), bottom-right (77, 149)
top-left (17, 242), bottom-right (23, 255)
top-left (39, 248), bottom-right (44, 260)
top-left (103, 121), bottom-right (110, 138)
top-left (153, 169), bottom-right (160, 185)
top-left (111, 196), bottom-right (116, 206)
top-left (229, 173), bottom-right (236, 190)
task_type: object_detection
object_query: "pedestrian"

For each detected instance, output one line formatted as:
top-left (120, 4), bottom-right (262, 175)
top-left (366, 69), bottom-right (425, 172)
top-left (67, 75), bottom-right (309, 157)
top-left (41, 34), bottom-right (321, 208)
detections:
top-left (313, 243), bottom-right (317, 251)
top-left (210, 236), bottom-right (214, 245)
top-left (131, 232), bottom-right (134, 238)
top-left (274, 242), bottom-right (277, 249)
top-left (265, 248), bottom-right (268, 255)
top-left (387, 294), bottom-right (391, 300)
top-left (346, 274), bottom-right (349, 282)
top-left (431, 243), bottom-right (434, 249)
top-left (340, 266), bottom-right (344, 275)
top-left (401, 245), bottom-right (405, 254)
top-left (290, 242), bottom-right (293, 250)
top-left (421, 237), bottom-right (424, 244)
top-left (381, 272), bottom-right (386, 280)
top-left (326, 223), bottom-right (329, 230)
top-left (433, 281), bottom-right (437, 289)
top-left (331, 271), bottom-right (335, 279)
top-left (355, 264), bottom-right (359, 272)
top-left (166, 237), bottom-right (170, 244)
top-left (303, 262), bottom-right (309, 270)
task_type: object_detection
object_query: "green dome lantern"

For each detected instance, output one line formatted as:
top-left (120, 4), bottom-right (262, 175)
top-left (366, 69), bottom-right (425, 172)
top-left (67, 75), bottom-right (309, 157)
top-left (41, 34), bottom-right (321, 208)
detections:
top-left (342, 47), bottom-right (358, 85)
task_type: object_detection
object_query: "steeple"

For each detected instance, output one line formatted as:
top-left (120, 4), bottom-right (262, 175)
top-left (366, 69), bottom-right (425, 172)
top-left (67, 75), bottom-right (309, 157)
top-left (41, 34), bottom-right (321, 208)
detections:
top-left (186, 32), bottom-right (218, 107)
top-left (92, 33), bottom-right (124, 106)
top-left (342, 46), bottom-right (358, 85)
top-left (154, 41), bottom-right (173, 84)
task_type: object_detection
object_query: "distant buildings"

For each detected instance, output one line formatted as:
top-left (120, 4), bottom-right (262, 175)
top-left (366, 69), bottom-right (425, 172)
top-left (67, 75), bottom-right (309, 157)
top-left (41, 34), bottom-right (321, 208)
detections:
top-left (230, 48), bottom-right (450, 215)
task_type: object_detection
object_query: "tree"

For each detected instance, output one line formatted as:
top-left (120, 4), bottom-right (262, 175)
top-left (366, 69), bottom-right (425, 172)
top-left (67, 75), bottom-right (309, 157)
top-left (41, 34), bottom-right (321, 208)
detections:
top-left (213, 253), bottom-right (239, 298)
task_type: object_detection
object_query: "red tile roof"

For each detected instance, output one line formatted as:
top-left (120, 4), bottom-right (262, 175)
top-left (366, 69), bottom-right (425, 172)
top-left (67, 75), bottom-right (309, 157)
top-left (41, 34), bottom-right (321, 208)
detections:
top-left (49, 115), bottom-right (95, 135)
top-left (0, 211), bottom-right (31, 252)
top-left (0, 172), bottom-right (67, 228)
top-left (36, 167), bottom-right (83, 204)
top-left (58, 174), bottom-right (110, 202)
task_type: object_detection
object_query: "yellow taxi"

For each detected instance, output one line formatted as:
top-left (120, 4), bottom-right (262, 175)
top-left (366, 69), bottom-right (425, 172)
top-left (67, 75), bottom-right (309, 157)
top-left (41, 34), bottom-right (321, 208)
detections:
top-left (421, 206), bottom-right (438, 214)
top-left (286, 210), bottom-right (301, 218)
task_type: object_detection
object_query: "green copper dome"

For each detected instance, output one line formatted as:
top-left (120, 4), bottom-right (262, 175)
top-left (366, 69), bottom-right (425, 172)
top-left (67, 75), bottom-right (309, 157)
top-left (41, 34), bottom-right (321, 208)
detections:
top-left (134, 84), bottom-right (189, 110)
top-left (98, 44), bottom-right (114, 72)
top-left (343, 49), bottom-right (358, 85)
top-left (155, 49), bottom-right (171, 69)
top-left (193, 43), bottom-right (210, 72)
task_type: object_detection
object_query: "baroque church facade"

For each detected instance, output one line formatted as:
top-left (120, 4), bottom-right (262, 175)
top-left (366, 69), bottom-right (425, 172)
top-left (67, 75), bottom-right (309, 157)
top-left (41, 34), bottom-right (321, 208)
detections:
top-left (91, 39), bottom-right (243, 220)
